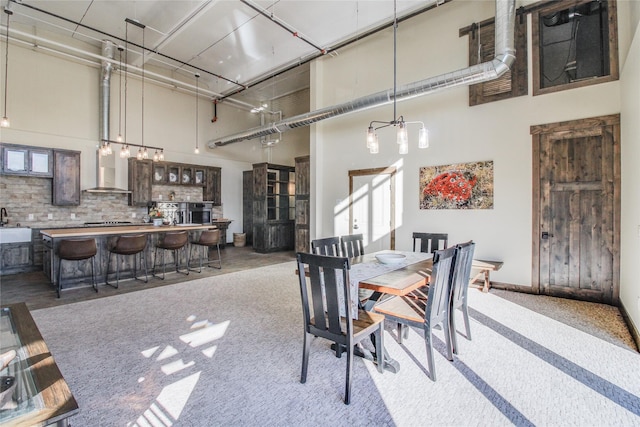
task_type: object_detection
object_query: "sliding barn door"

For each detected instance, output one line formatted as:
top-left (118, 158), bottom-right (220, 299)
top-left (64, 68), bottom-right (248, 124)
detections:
top-left (531, 115), bottom-right (620, 304)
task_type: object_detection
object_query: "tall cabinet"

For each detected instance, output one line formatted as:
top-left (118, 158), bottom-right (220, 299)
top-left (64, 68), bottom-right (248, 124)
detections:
top-left (295, 156), bottom-right (310, 253)
top-left (251, 163), bottom-right (295, 253)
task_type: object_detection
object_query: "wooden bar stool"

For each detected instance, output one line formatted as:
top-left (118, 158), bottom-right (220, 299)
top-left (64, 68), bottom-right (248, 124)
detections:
top-left (153, 231), bottom-right (189, 280)
top-left (105, 234), bottom-right (148, 288)
top-left (57, 238), bottom-right (97, 298)
top-left (189, 229), bottom-right (222, 272)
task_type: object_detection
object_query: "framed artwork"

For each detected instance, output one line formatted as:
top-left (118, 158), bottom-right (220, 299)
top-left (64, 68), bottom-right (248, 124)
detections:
top-left (419, 160), bottom-right (494, 209)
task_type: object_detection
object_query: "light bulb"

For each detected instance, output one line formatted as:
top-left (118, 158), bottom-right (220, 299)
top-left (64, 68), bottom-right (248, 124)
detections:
top-left (125, 145), bottom-right (130, 157)
top-left (116, 134), bottom-right (123, 143)
top-left (396, 122), bottom-right (408, 145)
top-left (0, 116), bottom-right (10, 128)
top-left (366, 126), bottom-right (375, 149)
top-left (153, 150), bottom-right (159, 162)
top-left (142, 147), bottom-right (149, 159)
top-left (418, 127), bottom-right (429, 149)
top-left (399, 141), bottom-right (408, 155)
top-left (369, 134), bottom-right (379, 154)
top-left (137, 148), bottom-right (143, 160)
top-left (106, 142), bottom-right (112, 155)
top-left (194, 147), bottom-right (200, 154)
top-left (119, 145), bottom-right (127, 158)
top-left (159, 150), bottom-right (165, 161)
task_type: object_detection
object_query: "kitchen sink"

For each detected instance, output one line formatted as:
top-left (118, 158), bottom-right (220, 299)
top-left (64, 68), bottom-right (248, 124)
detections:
top-left (0, 227), bottom-right (32, 244)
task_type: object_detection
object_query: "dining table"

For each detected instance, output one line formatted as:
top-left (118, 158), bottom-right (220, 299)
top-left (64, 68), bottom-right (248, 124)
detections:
top-left (298, 250), bottom-right (433, 373)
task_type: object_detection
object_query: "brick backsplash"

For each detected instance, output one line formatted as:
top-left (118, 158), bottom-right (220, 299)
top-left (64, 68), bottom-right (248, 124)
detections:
top-left (0, 175), bottom-right (148, 228)
top-left (153, 185), bottom-right (203, 203)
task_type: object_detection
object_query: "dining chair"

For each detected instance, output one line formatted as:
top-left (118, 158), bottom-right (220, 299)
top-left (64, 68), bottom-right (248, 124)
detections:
top-left (340, 234), bottom-right (365, 258)
top-left (373, 246), bottom-right (458, 381)
top-left (412, 232), bottom-right (448, 253)
top-left (295, 252), bottom-right (384, 404)
top-left (105, 234), bottom-right (148, 289)
top-left (450, 240), bottom-right (475, 354)
top-left (311, 236), bottom-right (341, 256)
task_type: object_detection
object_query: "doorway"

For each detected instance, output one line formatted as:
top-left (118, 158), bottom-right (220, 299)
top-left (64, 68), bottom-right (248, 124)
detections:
top-left (348, 167), bottom-right (396, 252)
top-left (531, 114), bottom-right (620, 304)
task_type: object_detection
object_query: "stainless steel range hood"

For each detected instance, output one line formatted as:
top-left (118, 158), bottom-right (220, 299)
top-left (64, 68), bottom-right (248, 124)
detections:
top-left (84, 150), bottom-right (132, 194)
top-left (85, 40), bottom-right (131, 194)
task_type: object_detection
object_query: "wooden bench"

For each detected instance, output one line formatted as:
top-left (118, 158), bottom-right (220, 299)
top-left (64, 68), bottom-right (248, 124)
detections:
top-left (470, 259), bottom-right (503, 293)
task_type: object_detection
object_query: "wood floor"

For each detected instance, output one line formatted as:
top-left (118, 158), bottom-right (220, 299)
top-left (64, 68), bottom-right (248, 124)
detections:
top-left (0, 246), bottom-right (295, 311)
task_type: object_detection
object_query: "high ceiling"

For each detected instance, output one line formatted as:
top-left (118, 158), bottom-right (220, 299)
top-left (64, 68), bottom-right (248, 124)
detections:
top-left (3, 0), bottom-right (440, 109)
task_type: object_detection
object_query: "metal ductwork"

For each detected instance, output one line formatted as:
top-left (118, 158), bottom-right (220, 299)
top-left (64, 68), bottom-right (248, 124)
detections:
top-left (208, 0), bottom-right (516, 147)
top-left (85, 40), bottom-right (131, 194)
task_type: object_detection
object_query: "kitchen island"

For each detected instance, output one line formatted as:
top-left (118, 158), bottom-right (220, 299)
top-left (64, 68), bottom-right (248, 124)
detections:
top-left (40, 223), bottom-right (218, 292)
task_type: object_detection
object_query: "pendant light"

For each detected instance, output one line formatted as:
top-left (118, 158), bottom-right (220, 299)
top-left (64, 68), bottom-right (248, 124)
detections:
top-left (365, 0), bottom-right (428, 155)
top-left (116, 46), bottom-right (124, 143)
top-left (1, 7), bottom-right (13, 128)
top-left (194, 73), bottom-right (200, 154)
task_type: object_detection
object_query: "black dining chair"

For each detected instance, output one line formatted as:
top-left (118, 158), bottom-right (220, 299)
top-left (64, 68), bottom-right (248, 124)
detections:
top-left (373, 246), bottom-right (457, 381)
top-left (295, 252), bottom-right (384, 404)
top-left (340, 234), bottom-right (365, 258)
top-left (450, 240), bottom-right (475, 354)
top-left (412, 232), bottom-right (448, 254)
top-left (311, 236), bottom-right (341, 256)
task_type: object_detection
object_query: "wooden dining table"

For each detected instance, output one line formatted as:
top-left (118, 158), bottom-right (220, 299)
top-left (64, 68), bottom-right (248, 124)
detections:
top-left (298, 250), bottom-right (433, 373)
top-left (349, 251), bottom-right (433, 372)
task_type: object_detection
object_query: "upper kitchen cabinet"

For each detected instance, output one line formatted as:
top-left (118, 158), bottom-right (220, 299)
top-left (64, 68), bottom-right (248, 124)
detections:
top-left (128, 158), bottom-right (153, 206)
top-left (1, 143), bottom-right (53, 177)
top-left (52, 150), bottom-right (81, 206)
top-left (204, 167), bottom-right (222, 205)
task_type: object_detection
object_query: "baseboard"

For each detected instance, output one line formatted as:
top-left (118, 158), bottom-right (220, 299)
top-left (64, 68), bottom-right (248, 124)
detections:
top-left (488, 281), bottom-right (539, 294)
top-left (619, 301), bottom-right (640, 352)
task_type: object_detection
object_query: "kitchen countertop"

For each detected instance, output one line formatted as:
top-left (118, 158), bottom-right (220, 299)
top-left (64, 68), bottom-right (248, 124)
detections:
top-left (40, 223), bottom-right (217, 239)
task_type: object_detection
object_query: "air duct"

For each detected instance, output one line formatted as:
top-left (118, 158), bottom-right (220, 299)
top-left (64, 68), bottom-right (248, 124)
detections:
top-left (85, 40), bottom-right (131, 194)
top-left (208, 0), bottom-right (516, 147)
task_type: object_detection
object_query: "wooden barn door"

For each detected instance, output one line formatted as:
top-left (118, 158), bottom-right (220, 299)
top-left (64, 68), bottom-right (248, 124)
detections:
top-left (531, 115), bottom-right (620, 304)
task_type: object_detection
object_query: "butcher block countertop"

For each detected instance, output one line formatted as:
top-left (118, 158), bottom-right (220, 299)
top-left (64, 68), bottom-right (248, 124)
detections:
top-left (40, 223), bottom-right (217, 239)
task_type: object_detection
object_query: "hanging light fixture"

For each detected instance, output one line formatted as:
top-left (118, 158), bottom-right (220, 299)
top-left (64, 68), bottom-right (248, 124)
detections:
top-left (1, 7), bottom-right (13, 128)
top-left (365, 0), bottom-right (428, 155)
top-left (194, 73), bottom-right (200, 154)
top-left (116, 46), bottom-right (124, 143)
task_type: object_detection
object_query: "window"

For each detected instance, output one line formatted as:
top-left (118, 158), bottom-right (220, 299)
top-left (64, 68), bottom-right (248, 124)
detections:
top-left (532, 0), bottom-right (618, 95)
top-left (461, 10), bottom-right (528, 106)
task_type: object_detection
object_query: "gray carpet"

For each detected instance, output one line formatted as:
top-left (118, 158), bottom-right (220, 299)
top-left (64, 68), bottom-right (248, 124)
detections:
top-left (31, 262), bottom-right (640, 426)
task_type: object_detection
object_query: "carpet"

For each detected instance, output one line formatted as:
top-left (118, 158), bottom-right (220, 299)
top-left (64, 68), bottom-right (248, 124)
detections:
top-left (31, 262), bottom-right (640, 426)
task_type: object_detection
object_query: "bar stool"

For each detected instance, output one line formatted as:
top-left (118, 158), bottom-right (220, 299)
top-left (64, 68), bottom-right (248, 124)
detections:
top-left (57, 238), bottom-right (97, 298)
top-left (153, 231), bottom-right (189, 280)
top-left (189, 229), bottom-right (222, 272)
top-left (105, 234), bottom-right (148, 289)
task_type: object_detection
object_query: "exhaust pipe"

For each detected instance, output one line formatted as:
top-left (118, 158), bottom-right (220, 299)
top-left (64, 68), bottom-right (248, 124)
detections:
top-left (208, 0), bottom-right (516, 147)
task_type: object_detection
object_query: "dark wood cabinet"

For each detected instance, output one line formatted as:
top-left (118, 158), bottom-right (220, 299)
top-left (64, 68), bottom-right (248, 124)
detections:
top-left (295, 155), bottom-right (310, 253)
top-left (204, 167), bottom-right (221, 205)
top-left (52, 149), bottom-right (81, 206)
top-left (252, 163), bottom-right (295, 253)
top-left (0, 242), bottom-right (33, 274)
top-left (242, 170), bottom-right (253, 245)
top-left (1, 143), bottom-right (53, 177)
top-left (128, 158), bottom-right (153, 206)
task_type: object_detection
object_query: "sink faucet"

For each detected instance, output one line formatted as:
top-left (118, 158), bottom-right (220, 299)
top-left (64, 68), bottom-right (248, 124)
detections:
top-left (0, 208), bottom-right (7, 227)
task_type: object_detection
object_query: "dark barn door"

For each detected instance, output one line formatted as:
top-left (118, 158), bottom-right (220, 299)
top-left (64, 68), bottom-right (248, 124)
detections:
top-left (531, 115), bottom-right (620, 304)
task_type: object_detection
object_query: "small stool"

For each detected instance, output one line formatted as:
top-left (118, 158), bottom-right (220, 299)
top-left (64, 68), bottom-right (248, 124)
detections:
top-left (189, 229), bottom-right (222, 272)
top-left (57, 238), bottom-right (98, 298)
top-left (106, 234), bottom-right (148, 288)
top-left (153, 231), bottom-right (189, 280)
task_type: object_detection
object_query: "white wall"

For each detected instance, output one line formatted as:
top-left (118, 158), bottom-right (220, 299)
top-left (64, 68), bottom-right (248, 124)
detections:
top-left (619, 17), bottom-right (640, 338)
top-left (0, 32), bottom-right (304, 238)
top-left (310, 1), bottom-right (632, 291)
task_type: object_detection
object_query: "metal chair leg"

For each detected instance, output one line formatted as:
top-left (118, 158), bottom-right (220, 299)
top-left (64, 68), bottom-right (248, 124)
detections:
top-left (57, 258), bottom-right (63, 298)
top-left (91, 255), bottom-right (98, 293)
